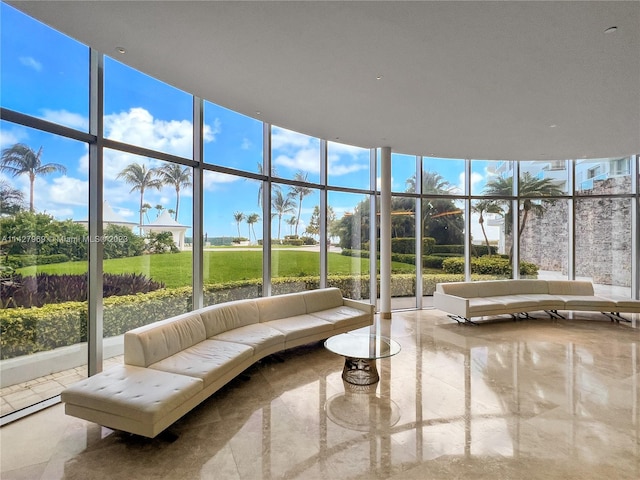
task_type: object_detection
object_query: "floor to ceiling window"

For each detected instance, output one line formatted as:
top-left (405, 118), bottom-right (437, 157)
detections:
top-left (0, 2), bottom-right (91, 416)
top-left (517, 160), bottom-right (570, 281)
top-left (575, 158), bottom-right (634, 297)
top-left (202, 101), bottom-right (264, 303)
top-left (1, 1), bottom-right (639, 424)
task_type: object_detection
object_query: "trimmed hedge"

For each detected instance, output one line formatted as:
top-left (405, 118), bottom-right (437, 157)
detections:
top-left (432, 244), bottom-right (497, 256)
top-left (363, 237), bottom-right (437, 255)
top-left (4, 271), bottom-right (510, 359)
top-left (6, 254), bottom-right (70, 268)
top-left (442, 256), bottom-right (538, 277)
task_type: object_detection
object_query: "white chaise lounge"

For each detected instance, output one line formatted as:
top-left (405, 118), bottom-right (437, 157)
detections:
top-left (61, 288), bottom-right (373, 438)
top-left (433, 279), bottom-right (640, 325)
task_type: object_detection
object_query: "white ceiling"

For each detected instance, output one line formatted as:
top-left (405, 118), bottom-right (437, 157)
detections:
top-left (8, 1), bottom-right (640, 160)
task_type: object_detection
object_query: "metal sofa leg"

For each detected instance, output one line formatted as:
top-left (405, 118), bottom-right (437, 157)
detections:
top-left (447, 314), bottom-right (478, 326)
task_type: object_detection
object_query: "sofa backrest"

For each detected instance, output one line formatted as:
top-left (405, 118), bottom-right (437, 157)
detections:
top-left (475, 280), bottom-right (514, 297)
top-left (124, 312), bottom-right (206, 367)
top-left (436, 282), bottom-right (479, 298)
top-left (303, 287), bottom-right (344, 313)
top-left (437, 279), bottom-right (548, 297)
top-left (256, 292), bottom-right (307, 322)
top-left (199, 299), bottom-right (260, 337)
top-left (508, 280), bottom-right (549, 295)
top-left (547, 280), bottom-right (594, 296)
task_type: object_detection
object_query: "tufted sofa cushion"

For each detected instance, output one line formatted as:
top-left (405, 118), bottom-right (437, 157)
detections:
top-left (124, 312), bottom-right (207, 367)
top-left (62, 288), bottom-right (374, 438)
top-left (61, 365), bottom-right (202, 425)
top-left (148, 339), bottom-right (253, 387)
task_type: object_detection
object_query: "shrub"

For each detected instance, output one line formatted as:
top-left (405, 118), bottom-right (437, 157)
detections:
top-left (423, 255), bottom-right (445, 269)
top-left (145, 232), bottom-right (179, 254)
top-left (0, 270), bottom-right (516, 359)
top-left (391, 252), bottom-right (415, 265)
top-left (432, 245), bottom-right (464, 255)
top-left (103, 224), bottom-right (144, 258)
top-left (0, 272), bottom-right (164, 308)
top-left (391, 238), bottom-right (414, 254)
top-left (282, 238), bottom-right (304, 246)
top-left (301, 236), bottom-right (316, 245)
top-left (442, 256), bottom-right (538, 277)
top-left (6, 254), bottom-right (69, 268)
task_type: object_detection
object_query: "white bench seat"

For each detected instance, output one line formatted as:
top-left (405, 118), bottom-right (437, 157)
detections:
top-left (61, 288), bottom-right (373, 437)
top-left (148, 339), bottom-right (253, 387)
top-left (434, 279), bottom-right (639, 324)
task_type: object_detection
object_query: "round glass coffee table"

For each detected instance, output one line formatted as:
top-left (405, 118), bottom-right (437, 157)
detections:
top-left (324, 333), bottom-right (401, 386)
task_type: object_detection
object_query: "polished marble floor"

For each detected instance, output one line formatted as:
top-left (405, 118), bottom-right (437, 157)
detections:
top-left (1, 309), bottom-right (639, 479)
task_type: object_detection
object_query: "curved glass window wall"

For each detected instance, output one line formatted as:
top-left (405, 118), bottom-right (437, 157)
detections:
top-left (1, 2), bottom-right (638, 421)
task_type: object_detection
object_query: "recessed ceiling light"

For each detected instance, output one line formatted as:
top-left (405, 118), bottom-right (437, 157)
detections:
top-left (376, 75), bottom-right (382, 80)
top-left (116, 47), bottom-right (126, 54)
top-left (255, 111), bottom-right (261, 115)
top-left (604, 26), bottom-right (618, 33)
top-left (549, 124), bottom-right (557, 128)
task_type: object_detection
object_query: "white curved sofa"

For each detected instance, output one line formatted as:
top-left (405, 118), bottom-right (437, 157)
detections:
top-left (61, 288), bottom-right (373, 438)
top-left (433, 279), bottom-right (640, 325)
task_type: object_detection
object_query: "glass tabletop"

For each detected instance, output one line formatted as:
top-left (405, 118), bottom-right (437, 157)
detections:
top-left (324, 333), bottom-right (401, 360)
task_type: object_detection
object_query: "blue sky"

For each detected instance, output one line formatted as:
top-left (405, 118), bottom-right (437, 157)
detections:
top-left (1, 2), bottom-right (504, 242)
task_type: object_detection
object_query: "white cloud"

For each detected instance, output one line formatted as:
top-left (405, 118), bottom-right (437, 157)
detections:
top-left (271, 126), bottom-right (314, 150)
top-left (0, 125), bottom-right (28, 149)
top-left (104, 107), bottom-right (215, 161)
top-left (104, 108), bottom-right (192, 157)
top-left (41, 109), bottom-right (89, 131)
top-left (19, 56), bottom-right (42, 72)
top-left (76, 107), bottom-right (210, 181)
top-left (204, 118), bottom-right (220, 143)
top-left (29, 175), bottom-right (88, 216)
top-left (470, 171), bottom-right (485, 194)
top-left (274, 148), bottom-right (320, 174)
top-left (329, 142), bottom-right (367, 156)
top-left (203, 171), bottom-right (241, 191)
top-left (327, 148), bottom-right (369, 177)
top-left (241, 137), bottom-right (252, 150)
top-left (114, 206), bottom-right (136, 219)
top-left (328, 161), bottom-right (368, 177)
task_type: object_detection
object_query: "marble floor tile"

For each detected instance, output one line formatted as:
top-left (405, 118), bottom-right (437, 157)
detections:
top-left (1, 310), bottom-right (639, 479)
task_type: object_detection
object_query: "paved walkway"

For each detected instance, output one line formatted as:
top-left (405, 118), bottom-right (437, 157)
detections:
top-left (0, 356), bottom-right (123, 417)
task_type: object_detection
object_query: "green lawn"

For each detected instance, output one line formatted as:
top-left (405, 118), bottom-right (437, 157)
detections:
top-left (16, 250), bottom-right (415, 288)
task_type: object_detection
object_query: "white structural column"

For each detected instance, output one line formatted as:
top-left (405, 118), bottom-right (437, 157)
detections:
top-left (380, 147), bottom-right (392, 319)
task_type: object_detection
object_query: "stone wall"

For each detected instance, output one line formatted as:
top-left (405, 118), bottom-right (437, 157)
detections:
top-left (519, 176), bottom-right (633, 287)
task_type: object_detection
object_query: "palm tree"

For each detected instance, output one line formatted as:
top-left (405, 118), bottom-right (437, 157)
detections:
top-left (141, 203), bottom-right (152, 224)
top-left (0, 144), bottom-right (66, 212)
top-left (246, 213), bottom-right (260, 243)
top-left (406, 170), bottom-right (454, 195)
top-left (117, 163), bottom-right (163, 233)
top-left (472, 200), bottom-right (503, 255)
top-left (290, 171), bottom-right (312, 236)
top-left (484, 172), bottom-right (564, 258)
top-left (256, 162), bottom-right (280, 208)
top-left (154, 204), bottom-right (164, 218)
top-left (233, 211), bottom-right (245, 239)
top-left (286, 216), bottom-right (297, 236)
top-left (406, 171), bottom-right (464, 244)
top-left (157, 163), bottom-right (192, 220)
top-left (271, 190), bottom-right (296, 241)
top-left (0, 180), bottom-right (25, 215)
